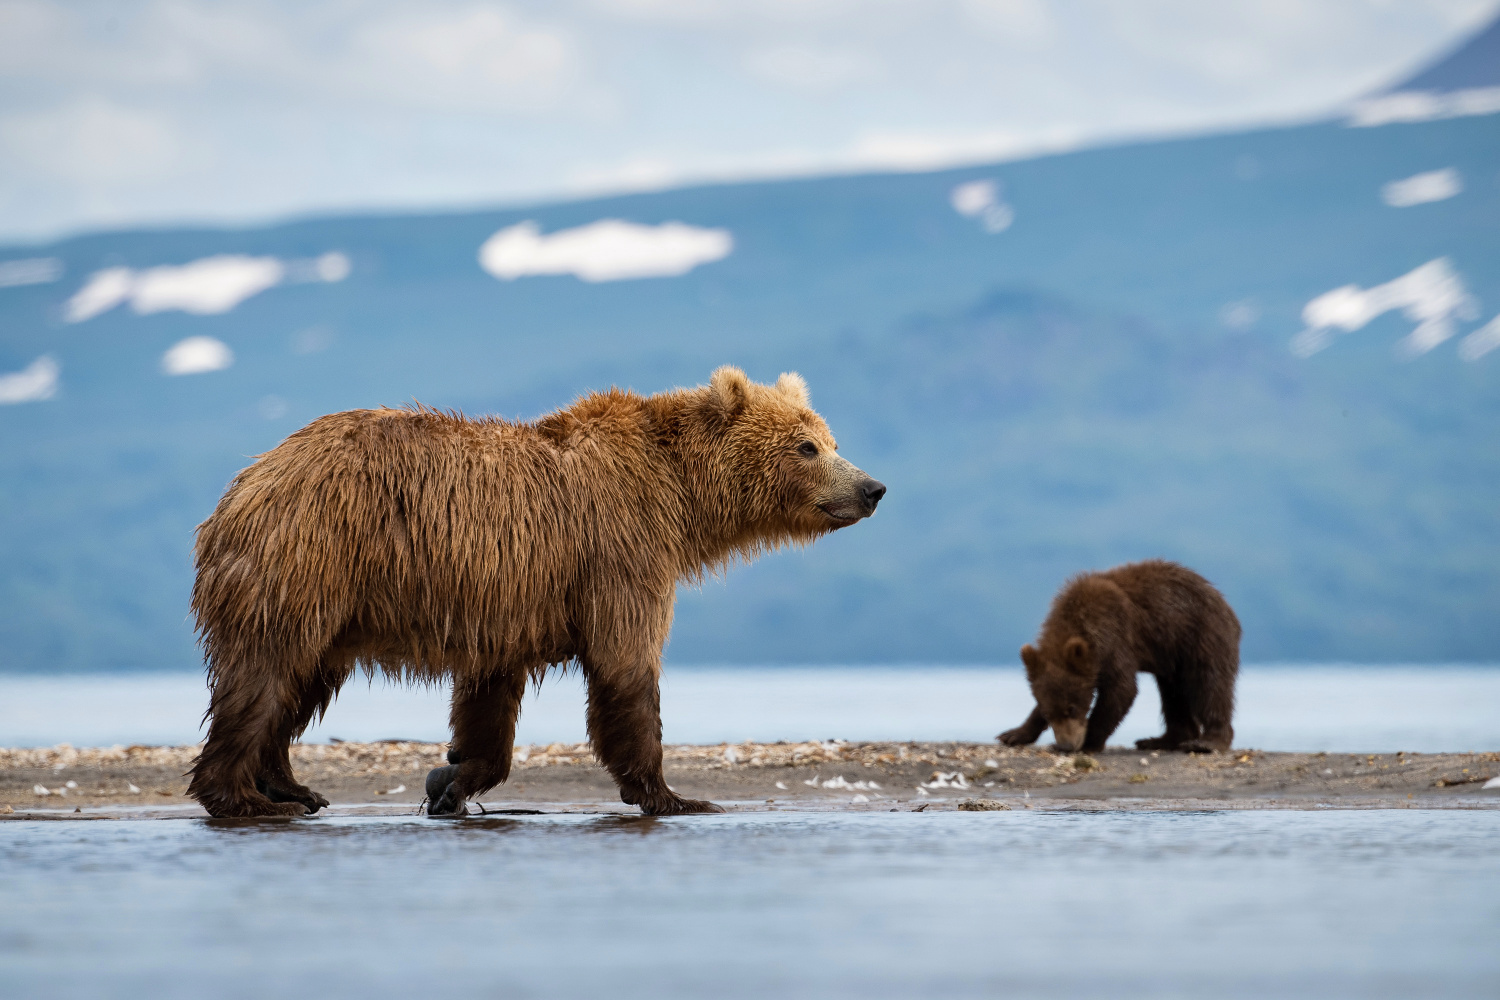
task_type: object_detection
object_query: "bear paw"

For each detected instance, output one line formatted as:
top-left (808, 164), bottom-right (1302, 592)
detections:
top-left (425, 767), bottom-right (469, 818)
top-left (641, 795), bottom-right (725, 816)
top-left (255, 777), bottom-right (329, 814)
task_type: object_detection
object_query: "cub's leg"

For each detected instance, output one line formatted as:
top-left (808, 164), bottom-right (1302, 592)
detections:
top-left (255, 660), bottom-right (350, 813)
top-left (584, 655), bottom-right (722, 816)
top-left (1176, 662), bottom-right (1235, 753)
top-left (427, 670), bottom-right (527, 817)
top-left (1082, 673), bottom-right (1138, 752)
top-left (189, 646), bottom-right (317, 818)
top-left (1135, 674), bottom-right (1203, 751)
top-left (998, 706), bottom-right (1048, 746)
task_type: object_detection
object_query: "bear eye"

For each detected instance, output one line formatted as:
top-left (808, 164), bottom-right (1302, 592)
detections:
top-left (796, 441), bottom-right (819, 458)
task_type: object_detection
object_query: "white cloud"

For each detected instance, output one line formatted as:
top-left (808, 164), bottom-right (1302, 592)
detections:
top-left (0, 355), bottom-right (59, 404)
top-left (0, 98), bottom-right (184, 184)
top-left (1459, 314), bottom-right (1500, 362)
top-left (1381, 168), bottom-right (1463, 207)
top-left (0, 1), bottom-right (1495, 239)
top-left (478, 219), bottom-right (733, 282)
top-left (0, 257), bottom-right (62, 288)
top-left (343, 7), bottom-right (580, 112)
top-left (64, 252), bottom-right (349, 322)
top-left (744, 44), bottom-right (871, 89)
top-left (161, 336), bottom-right (234, 376)
top-left (1348, 86), bottom-right (1500, 127)
top-left (959, 0), bottom-right (1055, 41)
top-left (1292, 258), bottom-right (1479, 359)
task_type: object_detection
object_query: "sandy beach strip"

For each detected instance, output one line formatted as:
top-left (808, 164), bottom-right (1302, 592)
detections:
top-left (3, 741), bottom-right (1498, 819)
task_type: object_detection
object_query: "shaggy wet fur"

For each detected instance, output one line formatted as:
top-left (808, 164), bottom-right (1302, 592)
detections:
top-left (187, 367), bottom-right (885, 818)
top-left (998, 560), bottom-right (1240, 754)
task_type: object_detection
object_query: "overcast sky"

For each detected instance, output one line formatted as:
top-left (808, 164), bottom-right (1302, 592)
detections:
top-left (1, 0), bottom-right (1495, 243)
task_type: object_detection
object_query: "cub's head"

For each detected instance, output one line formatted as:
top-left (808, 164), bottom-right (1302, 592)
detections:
top-left (700, 365), bottom-right (885, 541)
top-left (1019, 637), bottom-right (1097, 752)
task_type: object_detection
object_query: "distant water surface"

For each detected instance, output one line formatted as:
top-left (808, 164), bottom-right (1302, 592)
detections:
top-left (1, 811), bottom-right (1496, 1000)
top-left (1, 665), bottom-right (1497, 751)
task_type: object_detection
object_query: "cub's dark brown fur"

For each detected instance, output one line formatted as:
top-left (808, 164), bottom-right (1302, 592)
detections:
top-left (999, 560), bottom-right (1239, 754)
top-left (187, 367), bottom-right (885, 818)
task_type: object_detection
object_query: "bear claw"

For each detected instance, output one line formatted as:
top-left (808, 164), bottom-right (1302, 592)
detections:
top-left (642, 796), bottom-right (725, 816)
top-left (425, 769), bottom-right (469, 818)
top-left (256, 777), bottom-right (328, 814)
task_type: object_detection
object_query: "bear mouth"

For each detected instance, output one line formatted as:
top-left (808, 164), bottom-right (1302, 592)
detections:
top-left (817, 504), bottom-right (864, 526)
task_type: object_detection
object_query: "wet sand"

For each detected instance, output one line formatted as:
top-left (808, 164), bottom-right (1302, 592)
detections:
top-left (3, 740), bottom-right (1498, 819)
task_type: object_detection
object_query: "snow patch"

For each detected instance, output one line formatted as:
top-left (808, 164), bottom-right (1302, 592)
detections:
top-left (1459, 315), bottom-right (1500, 362)
top-left (950, 179), bottom-right (1014, 233)
top-left (0, 355), bottom-right (59, 404)
top-left (1348, 87), bottom-right (1500, 127)
top-left (0, 258), bottom-right (63, 288)
top-left (1292, 258), bottom-right (1478, 359)
top-left (65, 252), bottom-right (349, 322)
top-left (1219, 299), bottom-right (1259, 331)
top-left (161, 336), bottom-right (233, 375)
top-left (133, 256), bottom-right (285, 316)
top-left (478, 219), bottom-right (732, 282)
top-left (1381, 168), bottom-right (1462, 207)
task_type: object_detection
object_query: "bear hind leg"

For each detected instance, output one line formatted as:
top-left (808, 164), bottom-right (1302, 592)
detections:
top-left (1135, 676), bottom-right (1201, 752)
top-left (189, 648), bottom-right (320, 818)
top-left (254, 660), bottom-right (351, 813)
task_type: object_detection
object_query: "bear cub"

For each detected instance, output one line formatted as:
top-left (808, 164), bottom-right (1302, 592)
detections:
top-left (999, 559), bottom-right (1239, 754)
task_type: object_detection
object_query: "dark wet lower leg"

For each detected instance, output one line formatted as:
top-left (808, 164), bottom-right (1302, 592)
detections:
top-left (427, 671), bottom-right (526, 817)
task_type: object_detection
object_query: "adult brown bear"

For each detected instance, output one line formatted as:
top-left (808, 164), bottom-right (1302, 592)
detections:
top-left (998, 560), bottom-right (1239, 754)
top-left (187, 367), bottom-right (885, 818)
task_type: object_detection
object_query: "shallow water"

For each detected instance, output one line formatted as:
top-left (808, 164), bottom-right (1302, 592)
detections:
top-left (3, 665), bottom-right (1499, 752)
top-left (2, 810), bottom-right (1496, 999)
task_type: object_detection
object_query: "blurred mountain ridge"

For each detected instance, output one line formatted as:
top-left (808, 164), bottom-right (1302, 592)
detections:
top-left (1, 60), bottom-right (1498, 669)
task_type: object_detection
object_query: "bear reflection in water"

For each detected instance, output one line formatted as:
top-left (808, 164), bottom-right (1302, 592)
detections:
top-left (999, 560), bottom-right (1239, 755)
top-left (186, 367), bottom-right (884, 819)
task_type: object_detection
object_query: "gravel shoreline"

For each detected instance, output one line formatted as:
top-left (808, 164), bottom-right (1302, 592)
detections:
top-left (4, 740), bottom-right (1498, 819)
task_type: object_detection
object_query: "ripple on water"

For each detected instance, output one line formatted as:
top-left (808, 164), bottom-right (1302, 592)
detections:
top-left (1, 810), bottom-right (1497, 999)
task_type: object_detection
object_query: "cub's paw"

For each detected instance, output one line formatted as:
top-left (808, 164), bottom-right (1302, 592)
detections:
top-left (1134, 736), bottom-right (1175, 751)
top-left (998, 727), bottom-right (1037, 747)
top-left (1176, 740), bottom-right (1224, 755)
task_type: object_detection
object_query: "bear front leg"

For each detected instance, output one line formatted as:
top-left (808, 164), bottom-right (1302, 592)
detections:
top-left (428, 670), bottom-right (527, 818)
top-left (1083, 673), bottom-right (1138, 752)
top-left (584, 659), bottom-right (723, 816)
top-left (998, 706), bottom-right (1048, 746)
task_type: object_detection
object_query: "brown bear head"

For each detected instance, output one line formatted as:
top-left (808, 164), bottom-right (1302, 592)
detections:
top-left (693, 365), bottom-right (885, 549)
top-left (1019, 638), bottom-right (1096, 752)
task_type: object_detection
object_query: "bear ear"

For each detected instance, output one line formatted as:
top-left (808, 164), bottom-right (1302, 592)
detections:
top-left (1020, 644), bottom-right (1041, 679)
top-left (709, 365), bottom-right (750, 417)
top-left (1063, 637), bottom-right (1092, 676)
top-left (775, 372), bottom-right (810, 408)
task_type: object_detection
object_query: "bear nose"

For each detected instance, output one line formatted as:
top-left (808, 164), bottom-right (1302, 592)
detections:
top-left (862, 479), bottom-right (887, 508)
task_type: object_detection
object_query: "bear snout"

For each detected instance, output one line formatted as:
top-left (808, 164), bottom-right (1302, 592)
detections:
top-left (1049, 717), bottom-right (1086, 753)
top-left (861, 478), bottom-right (887, 512)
